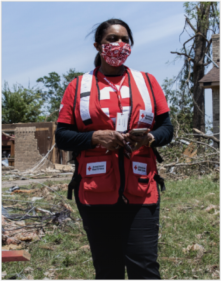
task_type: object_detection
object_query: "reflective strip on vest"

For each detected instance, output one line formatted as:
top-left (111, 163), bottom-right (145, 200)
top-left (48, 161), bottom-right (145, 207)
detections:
top-left (130, 69), bottom-right (152, 113)
top-left (80, 70), bottom-right (93, 125)
top-left (79, 68), bottom-right (153, 125)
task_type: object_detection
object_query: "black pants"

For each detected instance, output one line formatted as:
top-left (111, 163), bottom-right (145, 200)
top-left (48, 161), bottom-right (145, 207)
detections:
top-left (75, 189), bottom-right (160, 279)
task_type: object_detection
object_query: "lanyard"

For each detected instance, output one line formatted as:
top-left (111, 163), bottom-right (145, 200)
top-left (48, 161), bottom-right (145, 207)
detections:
top-left (99, 72), bottom-right (126, 113)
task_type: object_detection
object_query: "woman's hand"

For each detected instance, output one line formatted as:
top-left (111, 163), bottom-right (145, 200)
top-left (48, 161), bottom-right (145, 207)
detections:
top-left (122, 131), bottom-right (152, 151)
top-left (92, 130), bottom-right (126, 151)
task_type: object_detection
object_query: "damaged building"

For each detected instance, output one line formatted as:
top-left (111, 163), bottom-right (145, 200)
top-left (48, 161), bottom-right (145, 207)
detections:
top-left (199, 34), bottom-right (220, 147)
top-left (2, 122), bottom-right (72, 171)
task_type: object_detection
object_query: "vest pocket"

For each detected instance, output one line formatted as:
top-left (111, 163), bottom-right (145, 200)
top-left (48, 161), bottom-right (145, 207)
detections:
top-left (125, 156), bottom-right (155, 197)
top-left (79, 155), bottom-right (115, 193)
top-left (126, 173), bottom-right (151, 197)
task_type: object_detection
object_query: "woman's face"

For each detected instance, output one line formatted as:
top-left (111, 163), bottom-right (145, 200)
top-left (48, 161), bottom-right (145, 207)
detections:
top-left (94, 24), bottom-right (129, 52)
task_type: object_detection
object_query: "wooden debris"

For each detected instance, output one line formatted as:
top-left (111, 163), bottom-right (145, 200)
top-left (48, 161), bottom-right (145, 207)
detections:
top-left (63, 203), bottom-right (75, 213)
top-left (2, 244), bottom-right (23, 250)
top-left (12, 189), bottom-right (36, 194)
top-left (54, 164), bottom-right (73, 171)
top-left (79, 245), bottom-right (90, 251)
top-left (183, 142), bottom-right (197, 163)
top-left (2, 250), bottom-right (31, 262)
top-left (193, 128), bottom-right (219, 143)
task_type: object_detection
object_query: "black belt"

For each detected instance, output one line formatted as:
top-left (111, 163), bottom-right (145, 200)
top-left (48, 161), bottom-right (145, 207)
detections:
top-left (67, 174), bottom-right (81, 200)
top-left (152, 147), bottom-right (163, 163)
top-left (154, 174), bottom-right (166, 191)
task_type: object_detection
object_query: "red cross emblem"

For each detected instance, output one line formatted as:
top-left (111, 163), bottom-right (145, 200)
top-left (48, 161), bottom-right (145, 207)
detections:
top-left (88, 166), bottom-right (91, 171)
top-left (141, 113), bottom-right (145, 118)
top-left (134, 166), bottom-right (137, 170)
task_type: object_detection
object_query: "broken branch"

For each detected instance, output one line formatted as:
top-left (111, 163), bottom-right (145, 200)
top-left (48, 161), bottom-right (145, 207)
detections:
top-left (164, 160), bottom-right (219, 167)
top-left (193, 128), bottom-right (219, 143)
top-left (185, 16), bottom-right (197, 33)
top-left (171, 51), bottom-right (194, 62)
top-left (177, 137), bottom-right (218, 152)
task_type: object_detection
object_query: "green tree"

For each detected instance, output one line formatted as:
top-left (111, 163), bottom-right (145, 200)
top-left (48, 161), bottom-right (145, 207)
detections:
top-left (2, 82), bottom-right (44, 124)
top-left (163, 61), bottom-right (194, 135)
top-left (170, 2), bottom-right (219, 132)
top-left (37, 68), bottom-right (84, 121)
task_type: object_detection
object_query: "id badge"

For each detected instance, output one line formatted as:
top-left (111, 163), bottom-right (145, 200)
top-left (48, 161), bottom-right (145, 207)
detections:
top-left (115, 113), bottom-right (129, 132)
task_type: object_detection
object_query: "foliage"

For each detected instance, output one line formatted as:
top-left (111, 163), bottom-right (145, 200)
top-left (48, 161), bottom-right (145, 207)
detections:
top-left (37, 69), bottom-right (84, 121)
top-left (163, 78), bottom-right (193, 133)
top-left (2, 82), bottom-right (44, 124)
top-left (184, 2), bottom-right (219, 34)
top-left (37, 115), bottom-right (47, 122)
top-left (163, 61), bottom-right (194, 134)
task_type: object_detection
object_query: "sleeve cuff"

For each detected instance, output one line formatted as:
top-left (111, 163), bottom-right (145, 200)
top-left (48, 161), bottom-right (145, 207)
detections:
top-left (87, 131), bottom-right (96, 149)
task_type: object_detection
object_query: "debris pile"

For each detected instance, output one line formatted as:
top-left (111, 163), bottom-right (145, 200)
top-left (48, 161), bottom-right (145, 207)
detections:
top-left (158, 128), bottom-right (220, 180)
top-left (2, 166), bottom-right (73, 189)
top-left (2, 182), bottom-right (76, 251)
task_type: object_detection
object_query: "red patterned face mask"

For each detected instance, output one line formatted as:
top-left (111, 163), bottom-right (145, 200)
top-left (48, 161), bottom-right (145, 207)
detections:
top-left (101, 42), bottom-right (131, 67)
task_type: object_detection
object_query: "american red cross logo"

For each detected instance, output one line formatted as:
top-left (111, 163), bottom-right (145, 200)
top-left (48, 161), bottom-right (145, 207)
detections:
top-left (88, 166), bottom-right (91, 171)
top-left (141, 113), bottom-right (145, 118)
top-left (134, 166), bottom-right (137, 170)
top-left (99, 85), bottom-right (130, 121)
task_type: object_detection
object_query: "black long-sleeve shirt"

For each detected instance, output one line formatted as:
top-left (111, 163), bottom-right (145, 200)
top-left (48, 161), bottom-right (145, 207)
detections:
top-left (55, 112), bottom-right (173, 154)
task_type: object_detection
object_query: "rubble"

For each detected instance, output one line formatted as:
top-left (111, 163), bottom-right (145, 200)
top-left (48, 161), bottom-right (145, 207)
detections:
top-left (2, 166), bottom-right (15, 171)
top-left (157, 128), bottom-right (219, 180)
top-left (2, 181), bottom-right (76, 250)
top-left (54, 164), bottom-right (74, 172)
top-left (9, 186), bottom-right (20, 192)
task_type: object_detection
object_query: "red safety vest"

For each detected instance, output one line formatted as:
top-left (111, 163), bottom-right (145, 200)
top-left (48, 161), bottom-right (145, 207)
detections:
top-left (73, 66), bottom-right (159, 205)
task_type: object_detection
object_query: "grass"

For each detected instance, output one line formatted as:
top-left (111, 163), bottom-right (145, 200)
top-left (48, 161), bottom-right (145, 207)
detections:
top-left (158, 174), bottom-right (219, 279)
top-left (2, 174), bottom-right (219, 279)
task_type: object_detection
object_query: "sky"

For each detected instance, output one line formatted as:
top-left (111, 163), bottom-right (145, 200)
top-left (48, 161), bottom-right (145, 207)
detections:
top-left (2, 1), bottom-right (214, 123)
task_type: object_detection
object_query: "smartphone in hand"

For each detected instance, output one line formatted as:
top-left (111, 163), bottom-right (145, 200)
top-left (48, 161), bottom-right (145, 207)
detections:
top-left (129, 128), bottom-right (150, 136)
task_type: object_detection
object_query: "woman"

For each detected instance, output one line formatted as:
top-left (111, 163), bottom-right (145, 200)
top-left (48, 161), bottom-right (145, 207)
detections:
top-left (56, 19), bottom-right (173, 279)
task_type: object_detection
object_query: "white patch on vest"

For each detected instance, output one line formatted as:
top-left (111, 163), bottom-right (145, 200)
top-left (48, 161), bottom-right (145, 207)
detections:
top-left (101, 108), bottom-right (110, 117)
top-left (86, 162), bottom-right (107, 175)
top-left (100, 85), bottom-right (130, 100)
top-left (100, 87), bottom-right (112, 100)
top-left (59, 104), bottom-right (64, 112)
top-left (120, 86), bottom-right (130, 99)
top-left (132, 162), bottom-right (147, 175)
top-left (139, 109), bottom-right (154, 125)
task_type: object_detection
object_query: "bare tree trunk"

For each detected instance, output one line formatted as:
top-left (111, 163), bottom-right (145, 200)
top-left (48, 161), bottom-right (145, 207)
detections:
top-left (192, 3), bottom-right (210, 133)
top-left (170, 3), bottom-right (219, 133)
top-left (192, 47), bottom-right (205, 132)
